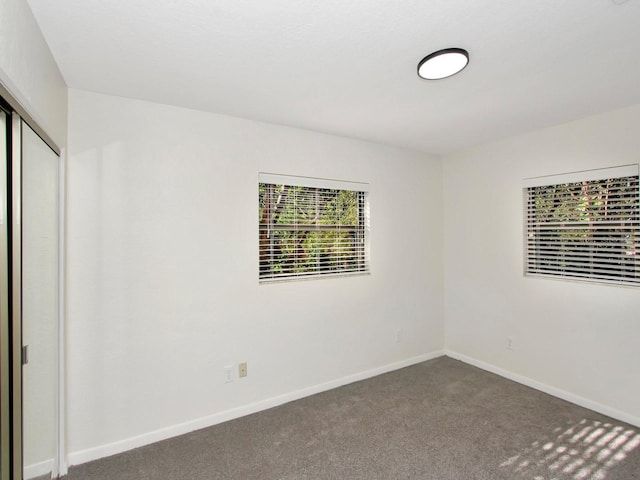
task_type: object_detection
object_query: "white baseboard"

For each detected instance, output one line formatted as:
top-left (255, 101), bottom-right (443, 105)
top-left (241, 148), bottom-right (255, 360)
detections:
top-left (24, 458), bottom-right (54, 480)
top-left (445, 349), bottom-right (640, 428)
top-left (67, 350), bottom-right (445, 467)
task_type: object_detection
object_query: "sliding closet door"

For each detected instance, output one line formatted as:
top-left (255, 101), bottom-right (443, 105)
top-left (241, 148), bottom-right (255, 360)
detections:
top-left (21, 121), bottom-right (59, 480)
top-left (0, 96), bottom-right (61, 480)
top-left (0, 108), bottom-right (10, 480)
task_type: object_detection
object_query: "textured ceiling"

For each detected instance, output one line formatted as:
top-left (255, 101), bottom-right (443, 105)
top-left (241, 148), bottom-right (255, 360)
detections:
top-left (26, 0), bottom-right (640, 155)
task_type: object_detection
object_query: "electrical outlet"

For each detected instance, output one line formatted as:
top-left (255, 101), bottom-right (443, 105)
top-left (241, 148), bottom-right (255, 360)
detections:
top-left (224, 365), bottom-right (234, 383)
top-left (239, 362), bottom-right (248, 378)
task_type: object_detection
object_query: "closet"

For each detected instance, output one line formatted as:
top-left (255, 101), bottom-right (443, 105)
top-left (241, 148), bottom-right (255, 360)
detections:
top-left (0, 96), bottom-right (61, 480)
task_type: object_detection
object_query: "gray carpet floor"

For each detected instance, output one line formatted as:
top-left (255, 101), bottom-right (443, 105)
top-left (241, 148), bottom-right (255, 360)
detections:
top-left (63, 356), bottom-right (640, 480)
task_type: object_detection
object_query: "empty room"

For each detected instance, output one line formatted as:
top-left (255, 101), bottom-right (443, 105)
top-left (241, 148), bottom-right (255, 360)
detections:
top-left (0, 0), bottom-right (639, 479)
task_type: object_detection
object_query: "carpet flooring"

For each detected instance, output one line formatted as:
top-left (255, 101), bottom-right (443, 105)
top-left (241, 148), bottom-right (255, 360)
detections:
top-left (63, 356), bottom-right (640, 480)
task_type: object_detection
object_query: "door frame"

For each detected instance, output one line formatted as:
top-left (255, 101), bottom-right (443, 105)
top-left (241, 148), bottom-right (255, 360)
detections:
top-left (10, 111), bottom-right (23, 480)
top-left (0, 99), bottom-right (13, 480)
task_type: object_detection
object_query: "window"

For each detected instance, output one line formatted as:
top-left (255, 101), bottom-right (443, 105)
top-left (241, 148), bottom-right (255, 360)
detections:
top-left (524, 165), bottom-right (639, 286)
top-left (258, 174), bottom-right (369, 282)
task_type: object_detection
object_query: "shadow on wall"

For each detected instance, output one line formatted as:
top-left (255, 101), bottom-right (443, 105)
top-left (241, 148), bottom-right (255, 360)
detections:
top-left (500, 419), bottom-right (639, 480)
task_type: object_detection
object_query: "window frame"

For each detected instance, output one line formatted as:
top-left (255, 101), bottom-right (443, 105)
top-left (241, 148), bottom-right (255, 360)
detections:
top-left (258, 173), bottom-right (370, 283)
top-left (523, 164), bottom-right (639, 287)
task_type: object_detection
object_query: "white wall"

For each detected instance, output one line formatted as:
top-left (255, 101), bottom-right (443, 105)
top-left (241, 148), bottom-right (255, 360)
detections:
top-left (0, 0), bottom-right (67, 147)
top-left (66, 89), bottom-right (444, 462)
top-left (443, 104), bottom-right (640, 426)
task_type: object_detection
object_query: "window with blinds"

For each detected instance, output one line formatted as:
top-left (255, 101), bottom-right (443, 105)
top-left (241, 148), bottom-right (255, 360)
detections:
top-left (525, 167), bottom-right (639, 286)
top-left (258, 174), bottom-right (369, 282)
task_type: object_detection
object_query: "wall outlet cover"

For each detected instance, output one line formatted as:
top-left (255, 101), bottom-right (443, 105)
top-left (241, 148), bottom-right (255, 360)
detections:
top-left (224, 365), bottom-right (234, 383)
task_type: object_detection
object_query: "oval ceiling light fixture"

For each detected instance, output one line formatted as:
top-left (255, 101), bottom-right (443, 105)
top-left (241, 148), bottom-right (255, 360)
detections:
top-left (417, 48), bottom-right (469, 80)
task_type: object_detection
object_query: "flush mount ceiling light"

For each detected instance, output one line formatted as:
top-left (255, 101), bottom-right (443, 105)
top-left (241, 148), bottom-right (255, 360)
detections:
top-left (417, 48), bottom-right (469, 80)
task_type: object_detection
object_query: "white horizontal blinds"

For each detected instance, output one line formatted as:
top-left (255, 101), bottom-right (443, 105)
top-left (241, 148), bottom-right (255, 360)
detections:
top-left (525, 173), bottom-right (640, 286)
top-left (259, 176), bottom-right (369, 281)
top-left (258, 173), bottom-right (369, 193)
top-left (523, 164), bottom-right (638, 188)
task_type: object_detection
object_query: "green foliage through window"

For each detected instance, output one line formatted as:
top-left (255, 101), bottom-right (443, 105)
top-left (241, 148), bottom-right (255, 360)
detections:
top-left (525, 175), bottom-right (639, 286)
top-left (259, 183), bottom-right (368, 281)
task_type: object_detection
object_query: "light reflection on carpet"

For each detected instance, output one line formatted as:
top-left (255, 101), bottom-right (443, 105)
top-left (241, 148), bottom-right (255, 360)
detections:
top-left (500, 419), bottom-right (639, 479)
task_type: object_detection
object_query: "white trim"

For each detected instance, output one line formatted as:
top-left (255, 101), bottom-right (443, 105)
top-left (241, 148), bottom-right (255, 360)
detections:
top-left (258, 172), bottom-right (369, 192)
top-left (0, 78), bottom-right (61, 156)
top-left (445, 350), bottom-right (640, 428)
top-left (260, 271), bottom-right (370, 285)
top-left (24, 457), bottom-right (54, 480)
top-left (66, 350), bottom-right (444, 467)
top-left (522, 164), bottom-right (639, 188)
top-left (57, 148), bottom-right (67, 476)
